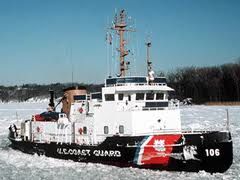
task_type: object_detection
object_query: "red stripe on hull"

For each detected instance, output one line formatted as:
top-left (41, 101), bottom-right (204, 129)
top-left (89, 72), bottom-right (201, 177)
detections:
top-left (140, 135), bottom-right (181, 166)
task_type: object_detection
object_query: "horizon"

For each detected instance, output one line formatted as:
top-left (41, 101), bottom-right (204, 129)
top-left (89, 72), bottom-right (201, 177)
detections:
top-left (1, 0), bottom-right (240, 85)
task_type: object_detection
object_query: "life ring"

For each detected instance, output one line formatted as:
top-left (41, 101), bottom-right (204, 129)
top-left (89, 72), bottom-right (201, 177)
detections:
top-left (78, 107), bottom-right (83, 114)
top-left (78, 128), bottom-right (83, 135)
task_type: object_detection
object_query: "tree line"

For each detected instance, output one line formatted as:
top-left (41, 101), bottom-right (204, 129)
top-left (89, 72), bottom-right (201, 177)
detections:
top-left (0, 61), bottom-right (239, 104)
top-left (166, 62), bottom-right (240, 104)
top-left (0, 83), bottom-right (103, 102)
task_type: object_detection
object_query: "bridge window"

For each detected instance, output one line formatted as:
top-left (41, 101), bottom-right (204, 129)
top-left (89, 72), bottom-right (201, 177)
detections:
top-left (104, 126), bottom-right (109, 134)
top-left (105, 94), bottom-right (115, 101)
top-left (91, 92), bottom-right (102, 100)
top-left (136, 93), bottom-right (144, 100)
top-left (156, 93), bottom-right (164, 100)
top-left (118, 94), bottom-right (124, 101)
top-left (119, 125), bottom-right (124, 134)
top-left (146, 93), bottom-right (154, 100)
top-left (74, 95), bottom-right (86, 101)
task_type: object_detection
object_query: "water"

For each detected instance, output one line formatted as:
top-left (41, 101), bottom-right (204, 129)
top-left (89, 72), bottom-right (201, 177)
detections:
top-left (0, 103), bottom-right (239, 180)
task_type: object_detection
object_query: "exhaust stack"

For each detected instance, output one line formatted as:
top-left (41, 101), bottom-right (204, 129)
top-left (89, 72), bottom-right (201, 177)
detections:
top-left (49, 90), bottom-right (55, 111)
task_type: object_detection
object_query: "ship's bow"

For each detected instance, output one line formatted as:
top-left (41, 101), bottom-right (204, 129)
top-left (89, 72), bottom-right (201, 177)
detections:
top-left (201, 131), bottom-right (233, 173)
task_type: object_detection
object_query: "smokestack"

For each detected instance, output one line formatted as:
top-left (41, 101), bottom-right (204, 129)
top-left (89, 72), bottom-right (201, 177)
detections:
top-left (49, 90), bottom-right (55, 111)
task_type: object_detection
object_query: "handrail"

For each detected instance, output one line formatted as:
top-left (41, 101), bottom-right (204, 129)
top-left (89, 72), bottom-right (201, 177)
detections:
top-left (106, 82), bottom-right (167, 87)
top-left (131, 129), bottom-right (219, 136)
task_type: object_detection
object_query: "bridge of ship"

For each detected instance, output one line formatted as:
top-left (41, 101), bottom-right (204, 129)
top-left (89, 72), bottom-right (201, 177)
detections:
top-left (101, 76), bottom-right (178, 110)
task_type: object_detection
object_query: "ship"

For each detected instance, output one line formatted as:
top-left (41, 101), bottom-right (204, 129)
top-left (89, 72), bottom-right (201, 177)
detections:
top-left (8, 9), bottom-right (232, 173)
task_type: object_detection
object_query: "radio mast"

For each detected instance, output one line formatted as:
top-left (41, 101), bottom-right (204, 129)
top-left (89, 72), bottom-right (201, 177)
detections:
top-left (111, 9), bottom-right (134, 77)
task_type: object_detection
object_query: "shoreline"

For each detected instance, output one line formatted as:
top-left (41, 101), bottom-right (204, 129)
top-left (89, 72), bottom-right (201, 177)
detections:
top-left (205, 101), bottom-right (240, 106)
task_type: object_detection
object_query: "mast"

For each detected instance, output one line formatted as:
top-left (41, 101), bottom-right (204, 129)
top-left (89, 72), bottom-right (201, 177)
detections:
top-left (146, 41), bottom-right (152, 75)
top-left (111, 9), bottom-right (133, 77)
top-left (146, 40), bottom-right (154, 83)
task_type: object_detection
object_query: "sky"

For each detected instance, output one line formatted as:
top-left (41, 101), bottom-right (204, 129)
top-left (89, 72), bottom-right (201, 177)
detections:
top-left (0, 0), bottom-right (240, 85)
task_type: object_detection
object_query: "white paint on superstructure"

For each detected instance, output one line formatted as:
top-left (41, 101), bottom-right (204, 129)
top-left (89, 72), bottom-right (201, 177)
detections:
top-left (18, 76), bottom-right (182, 145)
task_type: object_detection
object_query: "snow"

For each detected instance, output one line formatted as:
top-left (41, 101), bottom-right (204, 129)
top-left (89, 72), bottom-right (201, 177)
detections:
top-left (0, 102), bottom-right (239, 180)
top-left (25, 97), bottom-right (49, 103)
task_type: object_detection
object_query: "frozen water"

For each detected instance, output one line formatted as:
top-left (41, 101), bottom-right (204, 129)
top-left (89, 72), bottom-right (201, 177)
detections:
top-left (0, 103), bottom-right (239, 180)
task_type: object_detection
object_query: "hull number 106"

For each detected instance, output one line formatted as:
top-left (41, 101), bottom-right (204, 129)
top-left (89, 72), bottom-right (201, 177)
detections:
top-left (205, 149), bottom-right (220, 157)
